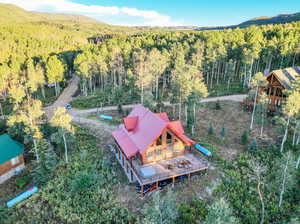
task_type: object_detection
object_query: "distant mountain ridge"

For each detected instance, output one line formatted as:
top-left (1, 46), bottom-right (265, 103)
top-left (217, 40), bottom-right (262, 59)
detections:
top-left (0, 3), bottom-right (103, 24)
top-left (196, 12), bottom-right (300, 30)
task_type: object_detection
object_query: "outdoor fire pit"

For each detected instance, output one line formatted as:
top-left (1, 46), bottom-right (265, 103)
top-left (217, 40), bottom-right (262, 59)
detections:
top-left (177, 159), bottom-right (192, 169)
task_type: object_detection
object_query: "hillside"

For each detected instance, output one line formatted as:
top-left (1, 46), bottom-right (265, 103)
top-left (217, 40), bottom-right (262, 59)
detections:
top-left (0, 3), bottom-right (101, 24)
top-left (196, 12), bottom-right (300, 30)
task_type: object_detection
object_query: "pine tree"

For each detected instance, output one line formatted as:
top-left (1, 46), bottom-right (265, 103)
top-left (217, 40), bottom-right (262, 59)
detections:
top-left (241, 131), bottom-right (249, 145)
top-left (208, 123), bottom-right (214, 136)
top-left (248, 139), bottom-right (258, 153)
top-left (220, 124), bottom-right (226, 140)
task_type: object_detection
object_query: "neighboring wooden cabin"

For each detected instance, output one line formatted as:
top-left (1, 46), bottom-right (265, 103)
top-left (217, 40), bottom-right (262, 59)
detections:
top-left (0, 134), bottom-right (25, 184)
top-left (111, 105), bottom-right (208, 193)
top-left (262, 66), bottom-right (300, 110)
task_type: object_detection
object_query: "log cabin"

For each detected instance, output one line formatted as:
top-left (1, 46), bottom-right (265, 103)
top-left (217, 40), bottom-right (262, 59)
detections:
top-left (111, 105), bottom-right (208, 194)
top-left (262, 66), bottom-right (300, 110)
top-left (0, 134), bottom-right (25, 184)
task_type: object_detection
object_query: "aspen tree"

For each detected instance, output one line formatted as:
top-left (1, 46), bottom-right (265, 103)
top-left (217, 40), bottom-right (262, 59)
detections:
top-left (8, 99), bottom-right (44, 161)
top-left (50, 107), bottom-right (73, 163)
top-left (280, 91), bottom-right (300, 152)
top-left (250, 72), bottom-right (268, 130)
top-left (46, 55), bottom-right (65, 97)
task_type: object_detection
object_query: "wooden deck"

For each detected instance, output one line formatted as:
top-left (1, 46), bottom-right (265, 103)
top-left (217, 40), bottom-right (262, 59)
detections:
top-left (243, 95), bottom-right (285, 112)
top-left (131, 153), bottom-right (209, 186)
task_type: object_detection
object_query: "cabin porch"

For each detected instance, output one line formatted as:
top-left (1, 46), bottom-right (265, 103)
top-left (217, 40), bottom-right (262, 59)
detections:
top-left (111, 141), bottom-right (209, 195)
top-left (131, 153), bottom-right (209, 186)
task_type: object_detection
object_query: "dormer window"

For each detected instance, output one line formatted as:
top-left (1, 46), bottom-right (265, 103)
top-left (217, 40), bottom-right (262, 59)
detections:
top-left (167, 132), bottom-right (173, 144)
top-left (156, 135), bottom-right (162, 145)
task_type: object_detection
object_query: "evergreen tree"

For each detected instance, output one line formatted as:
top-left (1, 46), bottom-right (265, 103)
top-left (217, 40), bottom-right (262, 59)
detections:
top-left (220, 124), bottom-right (226, 140)
top-left (241, 131), bottom-right (249, 145)
top-left (208, 123), bottom-right (214, 136)
top-left (248, 139), bottom-right (258, 153)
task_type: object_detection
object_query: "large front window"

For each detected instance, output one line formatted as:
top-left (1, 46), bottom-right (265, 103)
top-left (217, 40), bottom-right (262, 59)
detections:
top-left (147, 151), bottom-right (154, 161)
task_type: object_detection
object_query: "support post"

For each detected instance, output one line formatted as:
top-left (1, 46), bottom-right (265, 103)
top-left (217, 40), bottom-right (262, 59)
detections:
top-left (172, 177), bottom-right (175, 187)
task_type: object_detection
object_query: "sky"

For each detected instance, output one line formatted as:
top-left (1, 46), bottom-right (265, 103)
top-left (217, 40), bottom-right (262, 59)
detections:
top-left (1, 0), bottom-right (300, 26)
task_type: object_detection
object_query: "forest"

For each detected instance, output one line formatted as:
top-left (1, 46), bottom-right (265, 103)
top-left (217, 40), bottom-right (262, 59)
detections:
top-left (0, 4), bottom-right (299, 224)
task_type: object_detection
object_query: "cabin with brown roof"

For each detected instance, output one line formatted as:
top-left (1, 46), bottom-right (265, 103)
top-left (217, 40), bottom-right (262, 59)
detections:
top-left (111, 105), bottom-right (208, 195)
top-left (262, 66), bottom-right (300, 110)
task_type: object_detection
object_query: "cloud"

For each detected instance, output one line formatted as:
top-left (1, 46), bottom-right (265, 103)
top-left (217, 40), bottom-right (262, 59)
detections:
top-left (0, 0), bottom-right (184, 26)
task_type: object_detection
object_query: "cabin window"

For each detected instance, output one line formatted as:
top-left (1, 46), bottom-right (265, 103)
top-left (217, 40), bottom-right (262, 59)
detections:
top-left (156, 149), bottom-right (162, 156)
top-left (11, 157), bottom-right (19, 165)
top-left (156, 135), bottom-right (162, 145)
top-left (147, 151), bottom-right (154, 161)
top-left (167, 132), bottom-right (173, 144)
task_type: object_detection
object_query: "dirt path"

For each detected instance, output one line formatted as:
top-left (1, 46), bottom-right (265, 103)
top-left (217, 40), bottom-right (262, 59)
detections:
top-left (44, 75), bottom-right (80, 118)
top-left (70, 94), bottom-right (247, 117)
top-left (45, 76), bottom-right (247, 135)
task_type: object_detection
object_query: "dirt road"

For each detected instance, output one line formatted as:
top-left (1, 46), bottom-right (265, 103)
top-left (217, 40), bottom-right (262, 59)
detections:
top-left (44, 75), bottom-right (80, 118)
top-left (45, 76), bottom-right (247, 134)
top-left (69, 94), bottom-right (247, 117)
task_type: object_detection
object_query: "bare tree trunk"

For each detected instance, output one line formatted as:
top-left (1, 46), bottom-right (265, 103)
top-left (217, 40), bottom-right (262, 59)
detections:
top-left (33, 138), bottom-right (39, 162)
top-left (260, 113), bottom-right (265, 137)
top-left (0, 102), bottom-right (3, 117)
top-left (280, 116), bottom-right (291, 153)
top-left (248, 58), bottom-right (254, 87)
top-left (156, 76), bottom-right (159, 100)
top-left (41, 86), bottom-right (45, 99)
top-left (62, 132), bottom-right (68, 163)
top-left (185, 104), bottom-right (188, 125)
top-left (292, 120), bottom-right (299, 146)
top-left (279, 152), bottom-right (291, 207)
top-left (179, 96), bottom-right (182, 120)
top-left (258, 182), bottom-right (265, 224)
top-left (250, 85), bottom-right (259, 129)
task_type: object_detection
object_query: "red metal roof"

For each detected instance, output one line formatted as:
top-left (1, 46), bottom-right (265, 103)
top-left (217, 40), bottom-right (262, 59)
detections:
top-left (112, 127), bottom-right (139, 158)
top-left (168, 121), bottom-right (184, 134)
top-left (123, 116), bottom-right (138, 131)
top-left (112, 104), bottom-right (195, 158)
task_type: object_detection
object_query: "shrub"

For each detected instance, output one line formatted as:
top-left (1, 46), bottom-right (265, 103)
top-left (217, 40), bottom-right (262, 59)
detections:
top-left (32, 140), bottom-right (58, 185)
top-left (241, 131), bottom-right (249, 145)
top-left (248, 139), bottom-right (258, 153)
top-left (220, 124), bottom-right (226, 140)
top-left (117, 104), bottom-right (123, 115)
top-left (143, 190), bottom-right (178, 224)
top-left (15, 176), bottom-right (31, 189)
top-left (215, 101), bottom-right (222, 110)
top-left (208, 123), bottom-right (214, 135)
top-left (176, 200), bottom-right (208, 224)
